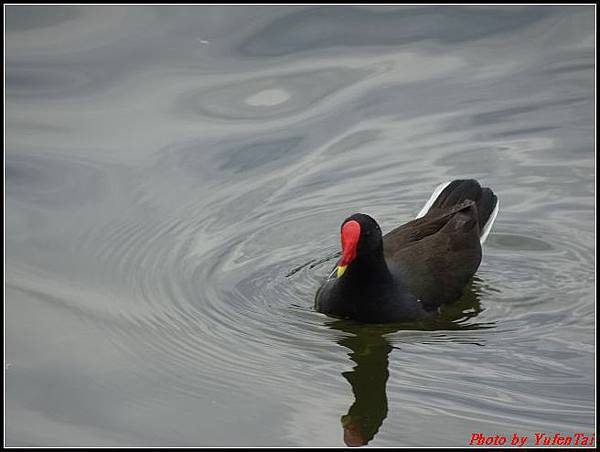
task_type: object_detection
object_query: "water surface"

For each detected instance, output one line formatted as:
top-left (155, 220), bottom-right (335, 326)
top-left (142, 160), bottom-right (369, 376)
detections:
top-left (5, 5), bottom-right (596, 447)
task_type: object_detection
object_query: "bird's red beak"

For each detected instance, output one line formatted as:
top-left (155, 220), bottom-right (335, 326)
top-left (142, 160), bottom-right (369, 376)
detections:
top-left (337, 220), bottom-right (361, 278)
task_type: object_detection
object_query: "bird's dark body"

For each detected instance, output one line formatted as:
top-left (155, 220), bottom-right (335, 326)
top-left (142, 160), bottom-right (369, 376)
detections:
top-left (315, 179), bottom-right (498, 323)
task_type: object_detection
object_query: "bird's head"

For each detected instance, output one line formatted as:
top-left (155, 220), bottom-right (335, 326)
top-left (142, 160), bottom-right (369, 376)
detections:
top-left (336, 213), bottom-right (383, 278)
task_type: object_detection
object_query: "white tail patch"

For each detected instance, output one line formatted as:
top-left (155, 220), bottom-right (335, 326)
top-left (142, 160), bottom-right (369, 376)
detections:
top-left (415, 181), bottom-right (452, 219)
top-left (416, 181), bottom-right (498, 246)
top-left (479, 199), bottom-right (499, 245)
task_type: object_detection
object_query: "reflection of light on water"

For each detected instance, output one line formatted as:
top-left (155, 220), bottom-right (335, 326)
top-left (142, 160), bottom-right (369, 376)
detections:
top-left (245, 88), bottom-right (291, 107)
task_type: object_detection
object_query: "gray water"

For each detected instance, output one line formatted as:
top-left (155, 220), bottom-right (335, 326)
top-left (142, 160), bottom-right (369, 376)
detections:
top-left (4, 5), bottom-right (596, 447)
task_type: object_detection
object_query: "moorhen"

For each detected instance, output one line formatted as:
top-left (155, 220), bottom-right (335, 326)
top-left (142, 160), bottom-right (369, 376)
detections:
top-left (315, 179), bottom-right (498, 323)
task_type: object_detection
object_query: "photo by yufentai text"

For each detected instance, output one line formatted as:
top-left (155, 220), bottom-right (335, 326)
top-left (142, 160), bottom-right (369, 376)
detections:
top-left (469, 432), bottom-right (595, 447)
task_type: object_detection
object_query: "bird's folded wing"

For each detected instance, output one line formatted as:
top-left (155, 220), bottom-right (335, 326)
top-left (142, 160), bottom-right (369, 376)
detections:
top-left (383, 200), bottom-right (476, 247)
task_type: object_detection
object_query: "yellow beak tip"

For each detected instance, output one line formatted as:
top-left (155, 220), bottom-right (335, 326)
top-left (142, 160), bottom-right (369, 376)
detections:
top-left (337, 265), bottom-right (347, 278)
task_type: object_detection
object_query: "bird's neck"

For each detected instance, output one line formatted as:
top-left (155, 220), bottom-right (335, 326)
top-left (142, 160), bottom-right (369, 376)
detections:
top-left (344, 245), bottom-right (394, 289)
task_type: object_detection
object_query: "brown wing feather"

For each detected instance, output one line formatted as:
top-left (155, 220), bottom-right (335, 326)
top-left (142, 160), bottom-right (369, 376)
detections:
top-left (382, 200), bottom-right (477, 252)
top-left (382, 200), bottom-right (482, 309)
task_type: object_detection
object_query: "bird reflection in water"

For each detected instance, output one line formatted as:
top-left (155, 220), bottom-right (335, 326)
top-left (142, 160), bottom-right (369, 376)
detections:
top-left (326, 277), bottom-right (493, 447)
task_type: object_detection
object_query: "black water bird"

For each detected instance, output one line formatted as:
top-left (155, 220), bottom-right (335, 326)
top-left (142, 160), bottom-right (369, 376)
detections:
top-left (315, 179), bottom-right (498, 323)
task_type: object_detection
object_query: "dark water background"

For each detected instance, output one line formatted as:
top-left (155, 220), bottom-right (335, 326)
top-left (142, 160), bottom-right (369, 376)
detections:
top-left (5, 5), bottom-right (595, 447)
